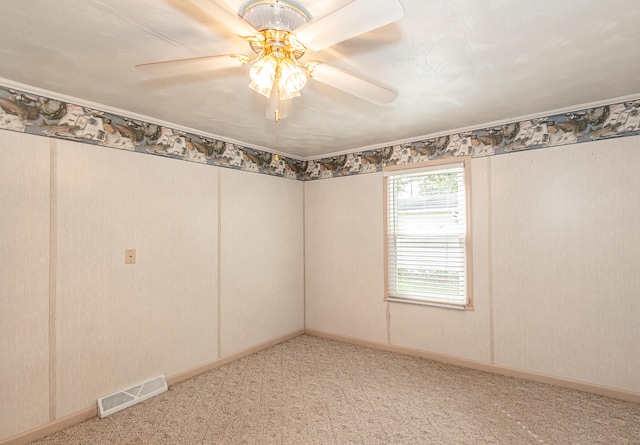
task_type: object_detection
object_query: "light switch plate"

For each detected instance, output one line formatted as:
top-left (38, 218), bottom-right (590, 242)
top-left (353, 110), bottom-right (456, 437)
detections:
top-left (125, 249), bottom-right (136, 264)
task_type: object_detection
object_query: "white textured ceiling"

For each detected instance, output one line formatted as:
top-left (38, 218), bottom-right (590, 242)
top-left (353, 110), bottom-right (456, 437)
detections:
top-left (0, 0), bottom-right (639, 159)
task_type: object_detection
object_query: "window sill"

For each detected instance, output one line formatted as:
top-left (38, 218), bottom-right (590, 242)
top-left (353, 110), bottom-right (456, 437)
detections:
top-left (385, 296), bottom-right (474, 311)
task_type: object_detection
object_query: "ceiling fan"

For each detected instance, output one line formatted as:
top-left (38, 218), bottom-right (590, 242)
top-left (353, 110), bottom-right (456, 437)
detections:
top-left (136, 0), bottom-right (404, 120)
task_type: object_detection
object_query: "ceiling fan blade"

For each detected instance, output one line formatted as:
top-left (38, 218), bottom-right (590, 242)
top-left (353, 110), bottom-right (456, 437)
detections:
top-left (306, 62), bottom-right (397, 105)
top-left (188, 0), bottom-right (258, 37)
top-left (136, 54), bottom-right (250, 77)
top-left (295, 0), bottom-right (403, 51)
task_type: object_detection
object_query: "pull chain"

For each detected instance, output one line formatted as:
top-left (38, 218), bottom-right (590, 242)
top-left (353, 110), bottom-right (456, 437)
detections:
top-left (274, 117), bottom-right (280, 162)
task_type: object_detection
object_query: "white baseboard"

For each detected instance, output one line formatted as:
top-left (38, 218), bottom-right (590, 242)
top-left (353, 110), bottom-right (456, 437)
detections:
top-left (0, 406), bottom-right (97, 445)
top-left (304, 328), bottom-right (640, 404)
top-left (0, 329), bottom-right (305, 445)
top-left (8, 326), bottom-right (634, 445)
top-left (166, 329), bottom-right (305, 386)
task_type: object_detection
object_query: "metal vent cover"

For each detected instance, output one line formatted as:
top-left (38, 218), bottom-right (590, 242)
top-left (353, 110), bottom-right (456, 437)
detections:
top-left (97, 375), bottom-right (167, 418)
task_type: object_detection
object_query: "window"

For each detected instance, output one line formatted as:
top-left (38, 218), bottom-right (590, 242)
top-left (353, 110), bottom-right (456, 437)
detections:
top-left (384, 159), bottom-right (472, 309)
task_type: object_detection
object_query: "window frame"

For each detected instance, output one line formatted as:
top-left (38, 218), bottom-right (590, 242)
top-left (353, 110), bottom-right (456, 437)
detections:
top-left (383, 156), bottom-right (473, 310)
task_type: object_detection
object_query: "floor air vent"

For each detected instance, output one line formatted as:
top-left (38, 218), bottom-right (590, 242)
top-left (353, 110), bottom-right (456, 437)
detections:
top-left (97, 375), bottom-right (167, 418)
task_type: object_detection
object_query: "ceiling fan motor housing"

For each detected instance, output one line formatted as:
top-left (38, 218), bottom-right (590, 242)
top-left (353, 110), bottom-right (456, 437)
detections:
top-left (241, 1), bottom-right (309, 32)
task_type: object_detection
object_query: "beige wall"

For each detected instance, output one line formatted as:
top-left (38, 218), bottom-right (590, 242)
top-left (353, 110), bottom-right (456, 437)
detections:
top-left (490, 137), bottom-right (640, 391)
top-left (0, 133), bottom-right (304, 441)
top-left (55, 140), bottom-right (219, 417)
top-left (219, 168), bottom-right (304, 356)
top-left (304, 173), bottom-right (387, 343)
top-left (0, 132), bottom-right (51, 439)
top-left (304, 136), bottom-right (640, 393)
top-left (3, 124), bottom-right (640, 441)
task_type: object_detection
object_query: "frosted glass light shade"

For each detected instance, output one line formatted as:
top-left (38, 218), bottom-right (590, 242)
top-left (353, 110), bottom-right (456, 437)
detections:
top-left (250, 55), bottom-right (278, 96)
top-left (249, 80), bottom-right (273, 98)
top-left (278, 59), bottom-right (306, 99)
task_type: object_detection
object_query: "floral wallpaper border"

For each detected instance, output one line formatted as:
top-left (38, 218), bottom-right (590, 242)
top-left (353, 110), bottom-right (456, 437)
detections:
top-left (1, 83), bottom-right (639, 181)
top-left (0, 85), bottom-right (304, 179)
top-left (304, 99), bottom-right (640, 180)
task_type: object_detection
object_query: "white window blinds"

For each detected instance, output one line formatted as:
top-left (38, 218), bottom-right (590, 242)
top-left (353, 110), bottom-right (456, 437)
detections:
top-left (386, 163), bottom-right (467, 305)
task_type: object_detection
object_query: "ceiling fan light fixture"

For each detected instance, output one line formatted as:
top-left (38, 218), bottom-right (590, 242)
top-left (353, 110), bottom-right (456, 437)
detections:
top-left (278, 58), bottom-right (306, 98)
top-left (249, 54), bottom-right (278, 97)
top-left (278, 84), bottom-right (301, 100)
top-left (249, 80), bottom-right (273, 98)
top-left (241, 0), bottom-right (312, 113)
top-left (246, 26), bottom-right (309, 106)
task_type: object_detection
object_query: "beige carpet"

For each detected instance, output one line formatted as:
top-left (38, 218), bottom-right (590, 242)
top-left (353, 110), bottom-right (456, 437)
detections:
top-left (33, 335), bottom-right (640, 444)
